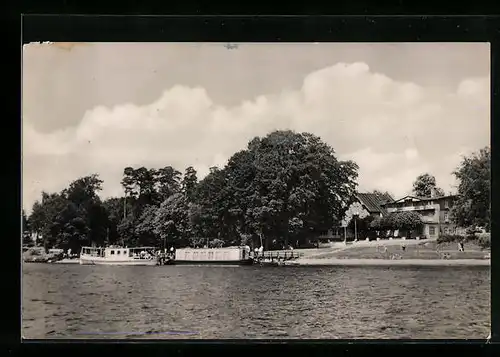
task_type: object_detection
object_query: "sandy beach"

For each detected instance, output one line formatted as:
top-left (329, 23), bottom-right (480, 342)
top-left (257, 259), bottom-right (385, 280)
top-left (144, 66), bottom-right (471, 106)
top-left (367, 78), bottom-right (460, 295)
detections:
top-left (294, 258), bottom-right (490, 267)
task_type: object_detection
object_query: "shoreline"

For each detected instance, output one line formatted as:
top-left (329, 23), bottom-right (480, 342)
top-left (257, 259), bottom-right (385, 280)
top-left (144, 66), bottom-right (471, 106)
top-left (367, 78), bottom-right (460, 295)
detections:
top-left (294, 258), bottom-right (490, 267)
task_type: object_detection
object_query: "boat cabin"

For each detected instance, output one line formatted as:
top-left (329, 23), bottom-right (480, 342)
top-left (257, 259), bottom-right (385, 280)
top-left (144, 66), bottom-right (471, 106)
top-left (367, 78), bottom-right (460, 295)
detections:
top-left (80, 246), bottom-right (156, 260)
top-left (175, 246), bottom-right (251, 262)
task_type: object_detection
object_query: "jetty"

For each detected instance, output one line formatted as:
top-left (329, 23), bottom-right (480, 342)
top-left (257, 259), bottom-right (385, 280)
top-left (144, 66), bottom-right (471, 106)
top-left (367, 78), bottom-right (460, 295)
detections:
top-left (254, 250), bottom-right (304, 266)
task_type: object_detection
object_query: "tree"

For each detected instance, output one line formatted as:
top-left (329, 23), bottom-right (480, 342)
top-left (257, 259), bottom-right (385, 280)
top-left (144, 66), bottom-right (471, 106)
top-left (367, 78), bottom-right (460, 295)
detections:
top-left (236, 130), bottom-right (359, 249)
top-left (181, 166), bottom-right (198, 202)
top-left (370, 216), bottom-right (383, 230)
top-left (28, 175), bottom-right (107, 252)
top-left (63, 174), bottom-right (106, 248)
top-left (64, 174), bottom-right (103, 206)
top-left (347, 215), bottom-right (374, 240)
top-left (382, 211), bottom-right (423, 238)
top-left (22, 209), bottom-right (33, 246)
top-left (117, 214), bottom-right (138, 247)
top-left (135, 204), bottom-right (160, 247)
top-left (153, 193), bottom-right (192, 248)
top-left (28, 192), bottom-right (69, 250)
top-left (156, 166), bottom-right (182, 202)
top-left (194, 166), bottom-right (236, 244)
top-left (102, 197), bottom-right (127, 245)
top-left (343, 202), bottom-right (370, 241)
top-left (412, 173), bottom-right (445, 198)
top-left (451, 147), bottom-right (491, 231)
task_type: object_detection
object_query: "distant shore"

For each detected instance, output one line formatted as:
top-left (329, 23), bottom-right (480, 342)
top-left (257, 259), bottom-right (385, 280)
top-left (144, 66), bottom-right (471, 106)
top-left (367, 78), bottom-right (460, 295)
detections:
top-left (294, 258), bottom-right (490, 267)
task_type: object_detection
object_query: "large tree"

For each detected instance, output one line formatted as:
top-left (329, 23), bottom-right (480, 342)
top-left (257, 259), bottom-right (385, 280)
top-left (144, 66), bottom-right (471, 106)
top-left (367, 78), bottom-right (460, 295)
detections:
top-left (233, 130), bottom-right (358, 249)
top-left (63, 174), bottom-right (107, 247)
top-left (412, 173), bottom-right (445, 198)
top-left (28, 175), bottom-right (107, 252)
top-left (153, 193), bottom-right (192, 248)
top-left (29, 192), bottom-right (69, 250)
top-left (451, 147), bottom-right (491, 231)
top-left (194, 166), bottom-right (236, 244)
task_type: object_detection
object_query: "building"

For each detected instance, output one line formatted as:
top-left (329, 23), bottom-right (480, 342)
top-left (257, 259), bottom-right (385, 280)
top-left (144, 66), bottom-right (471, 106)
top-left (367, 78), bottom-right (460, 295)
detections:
top-left (318, 192), bottom-right (394, 241)
top-left (380, 191), bottom-right (458, 239)
top-left (355, 192), bottom-right (394, 219)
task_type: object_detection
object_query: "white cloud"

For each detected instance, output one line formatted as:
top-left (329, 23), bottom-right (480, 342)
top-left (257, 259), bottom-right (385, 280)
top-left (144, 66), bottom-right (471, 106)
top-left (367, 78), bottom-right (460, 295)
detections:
top-left (22, 62), bottom-right (490, 212)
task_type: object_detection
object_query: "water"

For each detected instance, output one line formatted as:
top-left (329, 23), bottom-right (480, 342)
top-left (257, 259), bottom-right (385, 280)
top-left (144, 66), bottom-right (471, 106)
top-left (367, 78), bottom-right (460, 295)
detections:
top-left (22, 264), bottom-right (490, 339)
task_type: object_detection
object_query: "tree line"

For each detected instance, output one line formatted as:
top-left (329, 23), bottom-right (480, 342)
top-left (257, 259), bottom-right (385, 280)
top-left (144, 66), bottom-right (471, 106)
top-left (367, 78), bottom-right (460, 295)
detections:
top-left (24, 130), bottom-right (359, 252)
top-left (23, 129), bottom-right (490, 252)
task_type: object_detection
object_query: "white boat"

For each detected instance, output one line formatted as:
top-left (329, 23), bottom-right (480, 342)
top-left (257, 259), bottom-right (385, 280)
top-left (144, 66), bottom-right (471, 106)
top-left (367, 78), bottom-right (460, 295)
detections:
top-left (79, 246), bottom-right (158, 266)
top-left (173, 246), bottom-right (253, 266)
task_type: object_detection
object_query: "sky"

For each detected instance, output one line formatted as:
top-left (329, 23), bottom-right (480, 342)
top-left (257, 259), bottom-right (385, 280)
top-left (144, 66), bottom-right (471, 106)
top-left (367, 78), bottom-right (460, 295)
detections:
top-left (22, 42), bottom-right (490, 213)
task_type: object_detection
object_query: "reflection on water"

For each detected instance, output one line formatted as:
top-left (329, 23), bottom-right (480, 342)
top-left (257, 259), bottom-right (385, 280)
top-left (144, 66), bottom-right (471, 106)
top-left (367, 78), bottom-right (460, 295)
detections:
top-left (22, 264), bottom-right (490, 339)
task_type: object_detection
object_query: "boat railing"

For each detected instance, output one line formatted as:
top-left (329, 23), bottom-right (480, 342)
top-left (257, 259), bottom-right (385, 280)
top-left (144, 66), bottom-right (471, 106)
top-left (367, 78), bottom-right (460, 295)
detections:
top-left (255, 250), bottom-right (304, 261)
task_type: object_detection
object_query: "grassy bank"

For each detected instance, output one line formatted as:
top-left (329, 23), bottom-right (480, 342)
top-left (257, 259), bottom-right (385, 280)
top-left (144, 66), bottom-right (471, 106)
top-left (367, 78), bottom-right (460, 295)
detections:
top-left (294, 258), bottom-right (490, 267)
top-left (296, 239), bottom-right (490, 261)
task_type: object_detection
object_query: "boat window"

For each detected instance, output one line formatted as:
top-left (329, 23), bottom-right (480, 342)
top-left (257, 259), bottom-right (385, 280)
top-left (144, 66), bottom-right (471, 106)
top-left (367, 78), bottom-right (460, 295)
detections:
top-left (111, 250), bottom-right (115, 255)
top-left (117, 250), bottom-right (121, 255)
top-left (208, 252), bottom-right (214, 260)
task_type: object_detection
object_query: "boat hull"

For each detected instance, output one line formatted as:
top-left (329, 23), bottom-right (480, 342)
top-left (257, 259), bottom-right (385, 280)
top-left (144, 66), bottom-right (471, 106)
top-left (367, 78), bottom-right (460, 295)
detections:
top-left (172, 259), bottom-right (254, 266)
top-left (79, 257), bottom-right (158, 266)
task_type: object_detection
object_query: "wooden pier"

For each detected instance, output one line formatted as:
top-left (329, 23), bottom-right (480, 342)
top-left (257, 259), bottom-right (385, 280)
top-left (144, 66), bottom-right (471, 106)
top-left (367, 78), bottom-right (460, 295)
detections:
top-left (253, 250), bottom-right (304, 266)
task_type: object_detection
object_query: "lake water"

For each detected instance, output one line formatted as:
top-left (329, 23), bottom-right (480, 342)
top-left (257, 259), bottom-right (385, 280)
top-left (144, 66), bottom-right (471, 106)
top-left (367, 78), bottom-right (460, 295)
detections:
top-left (22, 263), bottom-right (490, 339)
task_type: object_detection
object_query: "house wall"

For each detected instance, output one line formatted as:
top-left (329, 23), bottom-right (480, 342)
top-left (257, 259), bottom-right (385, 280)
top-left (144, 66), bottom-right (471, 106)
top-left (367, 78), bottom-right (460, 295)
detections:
top-left (384, 196), bottom-right (460, 238)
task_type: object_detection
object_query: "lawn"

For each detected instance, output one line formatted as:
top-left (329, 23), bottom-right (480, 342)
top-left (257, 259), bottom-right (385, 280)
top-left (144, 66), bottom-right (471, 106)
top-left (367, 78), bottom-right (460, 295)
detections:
top-left (307, 240), bottom-right (488, 260)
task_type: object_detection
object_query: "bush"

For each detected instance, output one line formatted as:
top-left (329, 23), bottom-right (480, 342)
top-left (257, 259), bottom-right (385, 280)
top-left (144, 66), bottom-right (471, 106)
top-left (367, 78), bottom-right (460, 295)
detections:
top-left (476, 233), bottom-right (491, 250)
top-left (437, 234), bottom-right (464, 244)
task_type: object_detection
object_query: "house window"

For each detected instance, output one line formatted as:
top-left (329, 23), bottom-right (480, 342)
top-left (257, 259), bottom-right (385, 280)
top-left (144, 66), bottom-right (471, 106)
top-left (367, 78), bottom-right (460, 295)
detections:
top-left (444, 200), bottom-right (449, 208)
top-left (429, 226), bottom-right (436, 235)
top-left (444, 212), bottom-right (449, 222)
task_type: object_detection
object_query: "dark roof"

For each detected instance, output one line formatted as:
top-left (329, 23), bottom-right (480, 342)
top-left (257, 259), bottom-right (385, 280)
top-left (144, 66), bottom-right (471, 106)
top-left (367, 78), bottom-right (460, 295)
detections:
top-left (356, 193), bottom-right (394, 214)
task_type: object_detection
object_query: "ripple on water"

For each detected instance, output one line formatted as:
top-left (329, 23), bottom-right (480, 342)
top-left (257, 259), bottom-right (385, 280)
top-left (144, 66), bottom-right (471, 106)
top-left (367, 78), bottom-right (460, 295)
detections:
top-left (22, 264), bottom-right (490, 339)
